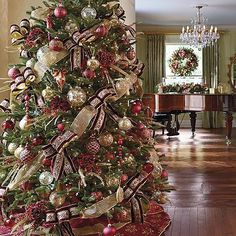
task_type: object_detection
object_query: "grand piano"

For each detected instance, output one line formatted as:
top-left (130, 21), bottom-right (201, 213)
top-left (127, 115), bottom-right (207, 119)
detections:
top-left (143, 94), bottom-right (236, 143)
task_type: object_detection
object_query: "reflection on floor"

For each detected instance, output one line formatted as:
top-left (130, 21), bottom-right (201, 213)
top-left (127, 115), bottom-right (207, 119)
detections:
top-left (157, 128), bottom-right (236, 236)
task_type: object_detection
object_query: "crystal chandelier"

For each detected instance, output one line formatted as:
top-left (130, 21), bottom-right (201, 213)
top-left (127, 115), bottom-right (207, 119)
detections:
top-left (180, 5), bottom-right (220, 50)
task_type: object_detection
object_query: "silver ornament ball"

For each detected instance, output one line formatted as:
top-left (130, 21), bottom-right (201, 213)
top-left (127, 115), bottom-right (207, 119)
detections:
top-left (81, 6), bottom-right (97, 20)
top-left (39, 171), bottom-right (54, 185)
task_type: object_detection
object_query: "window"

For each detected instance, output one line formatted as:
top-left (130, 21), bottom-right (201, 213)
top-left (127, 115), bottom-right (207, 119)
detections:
top-left (164, 37), bottom-right (203, 85)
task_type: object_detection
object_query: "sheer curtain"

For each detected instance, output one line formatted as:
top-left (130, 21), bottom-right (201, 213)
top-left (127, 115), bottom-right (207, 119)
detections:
top-left (202, 42), bottom-right (223, 128)
top-left (145, 35), bottom-right (165, 92)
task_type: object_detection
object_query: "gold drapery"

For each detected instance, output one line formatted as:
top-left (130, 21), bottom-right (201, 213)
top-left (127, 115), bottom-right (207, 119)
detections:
top-left (146, 35), bottom-right (165, 93)
top-left (202, 42), bottom-right (223, 128)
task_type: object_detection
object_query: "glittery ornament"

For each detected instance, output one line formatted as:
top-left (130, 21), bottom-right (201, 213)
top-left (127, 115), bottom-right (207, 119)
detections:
top-left (19, 146), bottom-right (35, 163)
top-left (14, 145), bottom-right (24, 158)
top-left (87, 57), bottom-right (100, 70)
top-left (81, 5), bottom-right (97, 20)
top-left (65, 20), bottom-right (78, 35)
top-left (42, 87), bottom-right (55, 100)
top-left (49, 192), bottom-right (66, 207)
top-left (103, 224), bottom-right (117, 236)
top-left (86, 137), bottom-right (100, 155)
top-left (67, 87), bottom-right (87, 107)
top-left (97, 50), bottom-right (115, 68)
top-left (118, 117), bottom-right (132, 131)
top-left (8, 143), bottom-right (18, 154)
top-left (123, 155), bottom-right (136, 167)
top-left (39, 171), bottom-right (54, 185)
top-left (99, 132), bottom-right (113, 147)
top-left (115, 79), bottom-right (130, 95)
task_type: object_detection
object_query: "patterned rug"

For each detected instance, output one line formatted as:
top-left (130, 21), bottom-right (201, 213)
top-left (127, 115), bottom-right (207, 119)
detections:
top-left (0, 201), bottom-right (171, 236)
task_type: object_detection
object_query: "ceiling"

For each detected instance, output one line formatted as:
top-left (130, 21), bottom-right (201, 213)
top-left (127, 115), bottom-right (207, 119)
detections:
top-left (135, 0), bottom-right (236, 30)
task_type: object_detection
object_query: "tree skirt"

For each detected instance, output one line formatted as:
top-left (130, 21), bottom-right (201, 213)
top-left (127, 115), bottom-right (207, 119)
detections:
top-left (0, 201), bottom-right (171, 236)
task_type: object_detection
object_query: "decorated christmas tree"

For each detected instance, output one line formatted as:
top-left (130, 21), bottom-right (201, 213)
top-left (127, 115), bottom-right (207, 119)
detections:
top-left (0, 0), bottom-right (171, 235)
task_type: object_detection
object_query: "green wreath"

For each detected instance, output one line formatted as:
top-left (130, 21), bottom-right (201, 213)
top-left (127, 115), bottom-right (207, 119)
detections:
top-left (168, 48), bottom-right (199, 76)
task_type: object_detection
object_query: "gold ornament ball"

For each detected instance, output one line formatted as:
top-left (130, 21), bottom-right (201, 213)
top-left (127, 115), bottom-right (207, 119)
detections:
top-left (8, 143), bottom-right (18, 154)
top-left (105, 175), bottom-right (120, 188)
top-left (118, 117), bottom-right (132, 131)
top-left (67, 87), bottom-right (87, 107)
top-left (49, 192), bottom-right (66, 208)
top-left (115, 80), bottom-right (130, 94)
top-left (65, 20), bottom-right (78, 35)
top-left (124, 154), bottom-right (136, 167)
top-left (153, 162), bottom-right (163, 178)
top-left (110, 18), bottom-right (119, 27)
top-left (99, 133), bottom-right (114, 147)
top-left (42, 87), bottom-right (55, 100)
top-left (14, 145), bottom-right (24, 159)
top-left (87, 57), bottom-right (100, 70)
top-left (0, 168), bottom-right (7, 181)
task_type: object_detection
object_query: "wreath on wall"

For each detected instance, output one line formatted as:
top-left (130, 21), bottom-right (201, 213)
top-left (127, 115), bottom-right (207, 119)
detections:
top-left (168, 48), bottom-right (199, 76)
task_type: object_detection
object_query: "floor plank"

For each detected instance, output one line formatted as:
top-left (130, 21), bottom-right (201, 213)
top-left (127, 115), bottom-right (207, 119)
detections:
top-left (158, 128), bottom-right (236, 236)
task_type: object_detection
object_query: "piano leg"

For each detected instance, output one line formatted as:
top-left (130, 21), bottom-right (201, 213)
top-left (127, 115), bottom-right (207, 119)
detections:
top-left (189, 112), bottom-right (197, 137)
top-left (225, 112), bottom-right (233, 145)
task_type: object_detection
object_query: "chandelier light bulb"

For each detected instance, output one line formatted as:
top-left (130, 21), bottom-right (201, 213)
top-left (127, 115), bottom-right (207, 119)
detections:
top-left (180, 5), bottom-right (220, 50)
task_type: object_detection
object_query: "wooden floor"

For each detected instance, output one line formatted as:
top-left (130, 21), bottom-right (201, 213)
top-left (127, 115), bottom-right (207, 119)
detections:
top-left (157, 128), bottom-right (236, 236)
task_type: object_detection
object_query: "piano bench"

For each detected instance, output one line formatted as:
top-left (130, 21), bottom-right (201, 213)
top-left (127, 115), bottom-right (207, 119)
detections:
top-left (153, 113), bottom-right (170, 135)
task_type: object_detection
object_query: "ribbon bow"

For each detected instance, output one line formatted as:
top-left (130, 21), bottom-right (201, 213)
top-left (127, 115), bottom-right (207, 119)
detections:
top-left (10, 19), bottom-right (30, 45)
top-left (10, 67), bottom-right (37, 99)
top-left (123, 170), bottom-right (152, 223)
top-left (43, 131), bottom-right (78, 181)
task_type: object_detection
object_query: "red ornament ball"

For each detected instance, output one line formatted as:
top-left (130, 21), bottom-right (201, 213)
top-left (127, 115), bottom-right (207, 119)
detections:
top-left (54, 4), bottom-right (67, 18)
top-left (57, 123), bottom-right (65, 132)
top-left (49, 38), bottom-right (64, 51)
top-left (117, 138), bottom-right (124, 146)
top-left (127, 49), bottom-right (136, 60)
top-left (2, 120), bottom-right (14, 131)
top-left (161, 170), bottom-right (168, 179)
top-left (136, 122), bottom-right (145, 130)
top-left (4, 218), bottom-right (15, 227)
top-left (131, 102), bottom-right (142, 114)
top-left (8, 67), bottom-right (20, 79)
top-left (105, 152), bottom-right (115, 161)
top-left (94, 24), bottom-right (108, 38)
top-left (121, 174), bottom-right (128, 183)
top-left (143, 163), bottom-right (154, 173)
top-left (139, 128), bottom-right (151, 139)
top-left (82, 69), bottom-right (96, 79)
top-left (86, 138), bottom-right (100, 155)
top-left (24, 94), bottom-right (31, 101)
top-left (91, 191), bottom-right (103, 202)
top-left (103, 224), bottom-right (117, 236)
top-left (32, 136), bottom-right (44, 146)
top-left (43, 158), bottom-right (52, 167)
